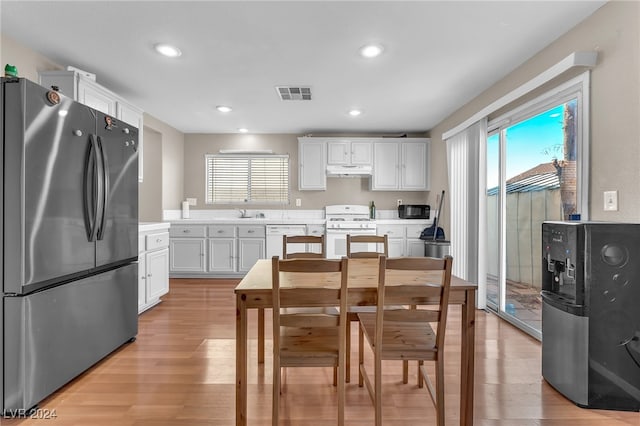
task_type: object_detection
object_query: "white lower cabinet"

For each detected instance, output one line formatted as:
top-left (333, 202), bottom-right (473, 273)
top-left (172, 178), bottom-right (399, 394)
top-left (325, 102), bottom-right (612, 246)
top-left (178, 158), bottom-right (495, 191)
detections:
top-left (405, 224), bottom-right (427, 257)
top-left (139, 227), bottom-right (170, 314)
top-left (377, 222), bottom-right (430, 257)
top-left (169, 223), bottom-right (265, 277)
top-left (238, 238), bottom-right (265, 272)
top-left (378, 224), bottom-right (405, 256)
top-left (208, 238), bottom-right (236, 272)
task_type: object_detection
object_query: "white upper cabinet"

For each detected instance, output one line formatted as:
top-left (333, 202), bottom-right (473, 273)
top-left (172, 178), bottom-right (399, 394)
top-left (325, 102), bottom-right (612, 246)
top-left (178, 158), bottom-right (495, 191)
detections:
top-left (77, 78), bottom-right (116, 116)
top-left (371, 138), bottom-right (430, 191)
top-left (371, 141), bottom-right (400, 190)
top-left (298, 137), bottom-right (327, 190)
top-left (326, 139), bottom-right (372, 166)
top-left (400, 140), bottom-right (430, 190)
top-left (117, 100), bottom-right (144, 182)
top-left (39, 70), bottom-right (145, 182)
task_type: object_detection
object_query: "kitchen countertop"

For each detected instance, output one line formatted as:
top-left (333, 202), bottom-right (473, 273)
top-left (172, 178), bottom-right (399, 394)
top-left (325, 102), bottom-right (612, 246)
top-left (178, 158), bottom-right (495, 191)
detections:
top-left (167, 218), bottom-right (327, 225)
top-left (166, 218), bottom-right (431, 226)
top-left (139, 222), bottom-right (171, 232)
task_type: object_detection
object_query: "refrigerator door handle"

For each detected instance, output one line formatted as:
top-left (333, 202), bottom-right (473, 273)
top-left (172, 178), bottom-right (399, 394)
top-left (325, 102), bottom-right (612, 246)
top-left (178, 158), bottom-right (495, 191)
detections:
top-left (93, 134), bottom-right (106, 242)
top-left (96, 136), bottom-right (110, 241)
top-left (84, 134), bottom-right (104, 242)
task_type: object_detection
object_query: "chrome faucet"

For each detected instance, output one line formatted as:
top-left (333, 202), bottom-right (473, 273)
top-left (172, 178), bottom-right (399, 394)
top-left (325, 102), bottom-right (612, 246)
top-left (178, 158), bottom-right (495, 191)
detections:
top-left (239, 209), bottom-right (248, 218)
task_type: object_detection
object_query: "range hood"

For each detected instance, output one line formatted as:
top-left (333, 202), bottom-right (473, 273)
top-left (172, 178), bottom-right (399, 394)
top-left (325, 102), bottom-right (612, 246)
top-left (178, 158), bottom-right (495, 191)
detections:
top-left (326, 164), bottom-right (372, 177)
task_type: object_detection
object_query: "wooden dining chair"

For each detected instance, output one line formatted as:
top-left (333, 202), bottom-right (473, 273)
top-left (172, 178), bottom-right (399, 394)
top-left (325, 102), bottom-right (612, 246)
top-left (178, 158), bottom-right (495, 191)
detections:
top-left (271, 256), bottom-right (348, 426)
top-left (283, 234), bottom-right (325, 258)
top-left (345, 234), bottom-right (405, 383)
top-left (357, 255), bottom-right (453, 426)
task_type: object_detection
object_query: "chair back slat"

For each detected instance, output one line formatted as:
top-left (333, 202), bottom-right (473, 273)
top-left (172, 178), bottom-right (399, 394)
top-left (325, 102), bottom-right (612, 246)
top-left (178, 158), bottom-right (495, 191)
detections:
top-left (283, 235), bottom-right (325, 259)
top-left (280, 313), bottom-right (341, 328)
top-left (279, 288), bottom-right (341, 307)
top-left (347, 234), bottom-right (388, 258)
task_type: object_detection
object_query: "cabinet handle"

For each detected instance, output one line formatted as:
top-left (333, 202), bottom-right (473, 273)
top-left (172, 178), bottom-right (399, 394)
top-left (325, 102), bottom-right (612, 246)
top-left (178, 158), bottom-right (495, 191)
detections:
top-left (147, 273), bottom-right (152, 277)
top-left (156, 238), bottom-right (162, 243)
top-left (183, 229), bottom-right (190, 233)
top-left (141, 276), bottom-right (146, 280)
top-left (218, 230), bottom-right (224, 233)
top-left (248, 230), bottom-right (255, 233)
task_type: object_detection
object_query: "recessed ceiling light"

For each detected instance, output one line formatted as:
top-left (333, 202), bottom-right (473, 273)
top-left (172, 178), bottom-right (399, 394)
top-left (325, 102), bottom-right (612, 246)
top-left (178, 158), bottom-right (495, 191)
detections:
top-left (216, 105), bottom-right (232, 113)
top-left (359, 44), bottom-right (383, 58)
top-left (349, 109), bottom-right (362, 117)
top-left (154, 43), bottom-right (182, 58)
top-left (238, 128), bottom-right (248, 133)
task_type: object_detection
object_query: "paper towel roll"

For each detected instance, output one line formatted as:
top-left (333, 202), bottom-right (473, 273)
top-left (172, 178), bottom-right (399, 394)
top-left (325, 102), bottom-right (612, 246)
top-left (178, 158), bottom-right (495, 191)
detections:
top-left (182, 201), bottom-right (190, 219)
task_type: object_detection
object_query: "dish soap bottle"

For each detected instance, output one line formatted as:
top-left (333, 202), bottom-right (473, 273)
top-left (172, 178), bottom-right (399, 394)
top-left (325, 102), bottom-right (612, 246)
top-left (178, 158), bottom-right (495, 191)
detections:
top-left (370, 201), bottom-right (376, 219)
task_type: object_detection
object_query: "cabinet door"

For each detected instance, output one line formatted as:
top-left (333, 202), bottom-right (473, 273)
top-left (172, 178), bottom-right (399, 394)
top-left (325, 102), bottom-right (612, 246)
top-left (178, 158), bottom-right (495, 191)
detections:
top-left (138, 253), bottom-right (147, 312)
top-left (400, 140), bottom-right (429, 190)
top-left (299, 139), bottom-right (326, 190)
top-left (208, 238), bottom-right (236, 272)
top-left (117, 100), bottom-right (144, 182)
top-left (147, 248), bottom-right (169, 300)
top-left (78, 79), bottom-right (116, 116)
top-left (170, 238), bottom-right (206, 272)
top-left (372, 141), bottom-right (399, 190)
top-left (238, 239), bottom-right (265, 273)
top-left (350, 141), bottom-right (373, 165)
top-left (327, 141), bottom-right (349, 165)
top-left (406, 239), bottom-right (426, 257)
top-left (388, 238), bottom-right (405, 257)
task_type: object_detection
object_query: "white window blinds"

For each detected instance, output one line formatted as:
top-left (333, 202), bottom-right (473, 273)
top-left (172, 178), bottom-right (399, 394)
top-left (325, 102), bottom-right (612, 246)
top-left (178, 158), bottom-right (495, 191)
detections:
top-left (205, 154), bottom-right (289, 204)
top-left (445, 118), bottom-right (487, 308)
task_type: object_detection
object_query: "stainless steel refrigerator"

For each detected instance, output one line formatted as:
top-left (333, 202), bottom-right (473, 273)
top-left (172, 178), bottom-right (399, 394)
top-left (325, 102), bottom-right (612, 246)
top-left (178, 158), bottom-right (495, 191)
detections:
top-left (1, 78), bottom-right (139, 414)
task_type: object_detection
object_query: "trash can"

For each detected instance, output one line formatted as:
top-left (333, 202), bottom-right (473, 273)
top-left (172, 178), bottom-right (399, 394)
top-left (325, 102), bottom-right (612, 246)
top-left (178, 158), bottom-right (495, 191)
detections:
top-left (424, 240), bottom-right (450, 258)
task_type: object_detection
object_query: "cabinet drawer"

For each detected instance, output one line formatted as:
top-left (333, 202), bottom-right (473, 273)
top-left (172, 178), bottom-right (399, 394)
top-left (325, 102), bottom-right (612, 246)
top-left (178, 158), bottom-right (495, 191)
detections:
top-left (307, 225), bottom-right (325, 236)
top-left (146, 232), bottom-right (170, 251)
top-left (208, 225), bottom-right (236, 238)
top-left (170, 225), bottom-right (207, 238)
top-left (238, 225), bottom-right (265, 238)
top-left (377, 224), bottom-right (404, 238)
top-left (406, 224), bottom-right (427, 239)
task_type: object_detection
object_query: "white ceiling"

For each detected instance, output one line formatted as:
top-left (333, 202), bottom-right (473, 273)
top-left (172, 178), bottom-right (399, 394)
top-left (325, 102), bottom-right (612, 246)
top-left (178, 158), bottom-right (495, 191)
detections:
top-left (1, 1), bottom-right (605, 134)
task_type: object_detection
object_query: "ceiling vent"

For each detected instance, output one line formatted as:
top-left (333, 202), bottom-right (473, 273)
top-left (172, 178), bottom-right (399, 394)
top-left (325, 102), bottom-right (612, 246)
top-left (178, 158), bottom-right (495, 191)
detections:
top-left (275, 86), bottom-right (312, 101)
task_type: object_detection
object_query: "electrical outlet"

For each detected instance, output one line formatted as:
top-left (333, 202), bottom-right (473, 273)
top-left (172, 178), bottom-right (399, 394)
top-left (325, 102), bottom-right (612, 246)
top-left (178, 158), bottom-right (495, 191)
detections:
top-left (295, 198), bottom-right (302, 207)
top-left (186, 198), bottom-right (197, 206)
top-left (397, 199), bottom-right (403, 206)
top-left (604, 191), bottom-right (618, 211)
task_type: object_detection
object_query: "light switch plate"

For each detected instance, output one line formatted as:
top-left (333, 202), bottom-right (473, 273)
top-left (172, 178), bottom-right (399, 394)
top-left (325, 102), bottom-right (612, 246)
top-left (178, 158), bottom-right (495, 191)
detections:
top-left (604, 191), bottom-right (618, 211)
top-left (186, 198), bottom-right (197, 206)
top-left (295, 198), bottom-right (302, 207)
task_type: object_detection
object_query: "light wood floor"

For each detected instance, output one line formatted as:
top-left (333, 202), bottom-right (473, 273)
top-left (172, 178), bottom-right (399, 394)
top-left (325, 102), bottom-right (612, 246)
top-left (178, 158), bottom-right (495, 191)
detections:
top-left (5, 279), bottom-right (639, 425)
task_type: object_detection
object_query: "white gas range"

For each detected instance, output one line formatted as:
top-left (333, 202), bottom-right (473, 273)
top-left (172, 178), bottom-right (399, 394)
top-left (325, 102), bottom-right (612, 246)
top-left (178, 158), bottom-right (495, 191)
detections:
top-left (325, 205), bottom-right (377, 259)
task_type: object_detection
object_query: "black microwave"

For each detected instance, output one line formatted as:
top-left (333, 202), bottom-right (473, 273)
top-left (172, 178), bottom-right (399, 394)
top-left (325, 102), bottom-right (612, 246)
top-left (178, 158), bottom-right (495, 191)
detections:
top-left (398, 204), bottom-right (430, 219)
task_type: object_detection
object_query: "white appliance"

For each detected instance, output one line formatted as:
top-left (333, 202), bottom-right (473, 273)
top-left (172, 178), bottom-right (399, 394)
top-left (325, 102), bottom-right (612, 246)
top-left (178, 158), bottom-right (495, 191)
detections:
top-left (325, 205), bottom-right (377, 259)
top-left (266, 225), bottom-right (307, 258)
top-left (326, 164), bottom-right (372, 176)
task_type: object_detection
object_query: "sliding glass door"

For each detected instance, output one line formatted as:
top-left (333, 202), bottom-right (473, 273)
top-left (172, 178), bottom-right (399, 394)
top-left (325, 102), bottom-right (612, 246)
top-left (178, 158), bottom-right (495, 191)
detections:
top-left (485, 85), bottom-right (585, 339)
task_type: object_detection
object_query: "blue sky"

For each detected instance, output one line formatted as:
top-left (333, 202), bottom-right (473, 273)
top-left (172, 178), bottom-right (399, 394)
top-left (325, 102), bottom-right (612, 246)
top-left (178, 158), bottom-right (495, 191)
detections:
top-left (486, 103), bottom-right (568, 188)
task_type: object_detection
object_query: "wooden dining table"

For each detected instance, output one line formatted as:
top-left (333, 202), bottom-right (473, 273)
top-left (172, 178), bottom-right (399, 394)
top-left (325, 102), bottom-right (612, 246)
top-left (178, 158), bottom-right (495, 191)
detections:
top-left (235, 257), bottom-right (477, 426)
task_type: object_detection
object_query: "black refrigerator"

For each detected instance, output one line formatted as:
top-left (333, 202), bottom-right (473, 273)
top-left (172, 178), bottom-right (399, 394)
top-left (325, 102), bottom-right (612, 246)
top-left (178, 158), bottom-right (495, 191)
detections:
top-left (1, 78), bottom-right (139, 414)
top-left (541, 221), bottom-right (640, 411)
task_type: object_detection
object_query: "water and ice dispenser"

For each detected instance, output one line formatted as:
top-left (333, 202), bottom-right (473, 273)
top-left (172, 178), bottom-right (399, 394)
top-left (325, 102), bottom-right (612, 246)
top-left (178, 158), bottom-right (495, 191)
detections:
top-left (541, 221), bottom-right (640, 411)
